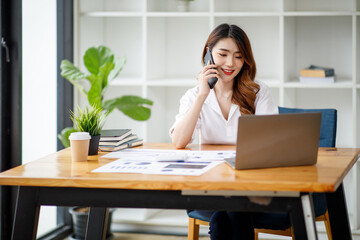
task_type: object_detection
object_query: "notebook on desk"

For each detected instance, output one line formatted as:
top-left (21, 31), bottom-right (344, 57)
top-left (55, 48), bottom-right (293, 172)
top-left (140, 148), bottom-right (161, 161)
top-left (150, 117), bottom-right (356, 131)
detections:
top-left (224, 113), bottom-right (321, 170)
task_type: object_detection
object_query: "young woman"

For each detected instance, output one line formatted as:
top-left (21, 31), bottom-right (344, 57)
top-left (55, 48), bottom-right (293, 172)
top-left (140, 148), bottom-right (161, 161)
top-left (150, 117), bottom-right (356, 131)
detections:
top-left (169, 23), bottom-right (278, 239)
top-left (170, 23), bottom-right (278, 147)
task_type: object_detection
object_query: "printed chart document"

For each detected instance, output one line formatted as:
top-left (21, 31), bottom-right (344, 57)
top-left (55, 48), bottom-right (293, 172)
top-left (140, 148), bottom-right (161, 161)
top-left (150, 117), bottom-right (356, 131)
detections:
top-left (92, 149), bottom-right (235, 176)
top-left (101, 148), bottom-right (235, 162)
top-left (92, 159), bottom-right (222, 176)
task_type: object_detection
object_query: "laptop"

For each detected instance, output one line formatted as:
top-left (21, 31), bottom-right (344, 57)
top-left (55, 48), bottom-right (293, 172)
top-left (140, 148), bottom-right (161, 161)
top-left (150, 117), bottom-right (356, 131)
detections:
top-left (224, 113), bottom-right (321, 170)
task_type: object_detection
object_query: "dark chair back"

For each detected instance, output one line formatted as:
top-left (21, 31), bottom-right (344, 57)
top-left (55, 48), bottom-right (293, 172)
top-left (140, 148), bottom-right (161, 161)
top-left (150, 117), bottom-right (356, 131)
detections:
top-left (278, 107), bottom-right (337, 148)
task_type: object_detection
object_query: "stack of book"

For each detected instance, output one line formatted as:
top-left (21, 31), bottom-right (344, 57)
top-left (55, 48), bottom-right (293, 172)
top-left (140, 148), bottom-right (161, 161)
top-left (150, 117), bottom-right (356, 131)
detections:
top-left (299, 65), bottom-right (335, 84)
top-left (99, 129), bottom-right (143, 152)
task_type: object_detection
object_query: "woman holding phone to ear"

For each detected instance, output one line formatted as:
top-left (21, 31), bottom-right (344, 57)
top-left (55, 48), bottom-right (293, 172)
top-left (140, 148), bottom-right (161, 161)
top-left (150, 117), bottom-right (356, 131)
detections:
top-left (169, 23), bottom-right (278, 239)
top-left (170, 23), bottom-right (277, 148)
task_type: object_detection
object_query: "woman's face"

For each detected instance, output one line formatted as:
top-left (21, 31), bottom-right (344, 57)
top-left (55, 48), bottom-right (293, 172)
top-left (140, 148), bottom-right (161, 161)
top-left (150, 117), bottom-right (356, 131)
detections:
top-left (211, 37), bottom-right (244, 83)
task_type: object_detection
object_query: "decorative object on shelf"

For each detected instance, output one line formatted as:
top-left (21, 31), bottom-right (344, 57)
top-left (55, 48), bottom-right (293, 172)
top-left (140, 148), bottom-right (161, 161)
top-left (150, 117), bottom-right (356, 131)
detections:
top-left (299, 76), bottom-right (335, 84)
top-left (68, 207), bottom-right (114, 240)
top-left (299, 65), bottom-right (335, 84)
top-left (58, 46), bottom-right (153, 148)
top-left (300, 65), bottom-right (335, 77)
top-left (176, 0), bottom-right (194, 12)
top-left (70, 105), bottom-right (106, 155)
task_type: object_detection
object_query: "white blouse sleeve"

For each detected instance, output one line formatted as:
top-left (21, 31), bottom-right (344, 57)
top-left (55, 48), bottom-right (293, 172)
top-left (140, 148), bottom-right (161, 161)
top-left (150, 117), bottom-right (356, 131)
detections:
top-left (255, 81), bottom-right (279, 115)
top-left (169, 87), bottom-right (200, 143)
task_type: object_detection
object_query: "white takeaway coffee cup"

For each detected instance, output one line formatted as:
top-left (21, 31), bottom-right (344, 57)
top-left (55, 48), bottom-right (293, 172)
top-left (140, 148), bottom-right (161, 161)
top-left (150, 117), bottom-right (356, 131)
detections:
top-left (69, 132), bottom-right (91, 162)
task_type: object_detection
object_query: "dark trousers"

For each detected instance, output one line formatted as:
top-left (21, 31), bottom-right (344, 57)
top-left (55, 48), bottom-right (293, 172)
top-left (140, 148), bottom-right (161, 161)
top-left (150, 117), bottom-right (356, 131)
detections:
top-left (209, 193), bottom-right (327, 240)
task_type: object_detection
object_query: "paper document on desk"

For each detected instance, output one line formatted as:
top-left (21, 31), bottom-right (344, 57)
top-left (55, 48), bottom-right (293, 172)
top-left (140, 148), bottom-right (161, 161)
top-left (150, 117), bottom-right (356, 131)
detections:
top-left (91, 158), bottom-right (222, 176)
top-left (101, 148), bottom-right (235, 162)
top-left (95, 149), bottom-right (234, 175)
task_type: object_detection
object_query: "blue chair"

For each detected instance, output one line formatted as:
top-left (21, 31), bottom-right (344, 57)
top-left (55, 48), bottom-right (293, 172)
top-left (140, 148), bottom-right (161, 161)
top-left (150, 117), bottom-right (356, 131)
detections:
top-left (187, 107), bottom-right (337, 240)
top-left (278, 107), bottom-right (337, 148)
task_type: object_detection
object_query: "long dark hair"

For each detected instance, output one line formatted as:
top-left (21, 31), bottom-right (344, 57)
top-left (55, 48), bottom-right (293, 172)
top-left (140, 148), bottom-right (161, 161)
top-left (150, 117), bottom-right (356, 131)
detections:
top-left (202, 23), bottom-right (259, 115)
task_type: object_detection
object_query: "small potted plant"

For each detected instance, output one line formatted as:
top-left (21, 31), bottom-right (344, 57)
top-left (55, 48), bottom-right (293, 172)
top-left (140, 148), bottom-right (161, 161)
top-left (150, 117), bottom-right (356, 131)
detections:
top-left (177, 0), bottom-right (194, 11)
top-left (70, 105), bottom-right (106, 155)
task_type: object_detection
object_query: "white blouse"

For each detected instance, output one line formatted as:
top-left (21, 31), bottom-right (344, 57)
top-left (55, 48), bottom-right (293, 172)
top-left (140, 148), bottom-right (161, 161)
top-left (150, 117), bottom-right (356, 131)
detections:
top-left (169, 80), bottom-right (278, 145)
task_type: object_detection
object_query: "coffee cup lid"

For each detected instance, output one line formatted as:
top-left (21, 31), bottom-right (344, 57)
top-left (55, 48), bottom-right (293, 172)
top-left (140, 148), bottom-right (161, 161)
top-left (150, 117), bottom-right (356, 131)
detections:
top-left (69, 132), bottom-right (91, 140)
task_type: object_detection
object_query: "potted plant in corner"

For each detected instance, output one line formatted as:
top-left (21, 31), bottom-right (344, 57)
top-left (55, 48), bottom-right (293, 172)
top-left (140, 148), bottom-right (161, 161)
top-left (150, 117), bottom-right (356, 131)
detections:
top-left (58, 45), bottom-right (153, 148)
top-left (70, 105), bottom-right (106, 155)
top-left (68, 207), bottom-right (114, 240)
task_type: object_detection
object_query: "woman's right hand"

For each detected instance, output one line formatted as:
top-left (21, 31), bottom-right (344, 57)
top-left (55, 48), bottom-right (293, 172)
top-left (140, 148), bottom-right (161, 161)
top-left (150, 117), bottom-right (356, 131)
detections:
top-left (197, 61), bottom-right (219, 98)
top-left (172, 61), bottom-right (218, 148)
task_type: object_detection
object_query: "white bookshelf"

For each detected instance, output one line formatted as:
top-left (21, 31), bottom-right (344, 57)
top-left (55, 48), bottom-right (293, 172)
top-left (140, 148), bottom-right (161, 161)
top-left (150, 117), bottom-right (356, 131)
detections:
top-left (74, 0), bottom-right (360, 232)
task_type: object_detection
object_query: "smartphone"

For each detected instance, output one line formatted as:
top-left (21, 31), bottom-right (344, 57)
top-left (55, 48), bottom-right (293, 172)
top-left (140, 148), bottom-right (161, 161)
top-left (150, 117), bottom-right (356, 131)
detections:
top-left (203, 49), bottom-right (218, 89)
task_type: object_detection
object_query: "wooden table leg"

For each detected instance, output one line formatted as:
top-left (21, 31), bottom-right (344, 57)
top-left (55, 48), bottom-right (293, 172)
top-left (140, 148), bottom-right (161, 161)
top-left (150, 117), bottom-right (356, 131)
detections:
top-left (326, 183), bottom-right (352, 240)
top-left (85, 207), bottom-right (109, 240)
top-left (11, 187), bottom-right (40, 240)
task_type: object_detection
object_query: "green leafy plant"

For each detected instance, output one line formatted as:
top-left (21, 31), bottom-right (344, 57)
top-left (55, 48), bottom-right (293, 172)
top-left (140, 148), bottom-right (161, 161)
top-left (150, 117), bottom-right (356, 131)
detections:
top-left (70, 105), bottom-right (106, 136)
top-left (58, 127), bottom-right (79, 148)
top-left (58, 45), bottom-right (153, 147)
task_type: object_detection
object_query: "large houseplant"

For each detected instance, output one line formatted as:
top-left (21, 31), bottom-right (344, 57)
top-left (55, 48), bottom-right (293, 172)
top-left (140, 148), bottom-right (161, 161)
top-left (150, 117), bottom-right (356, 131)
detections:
top-left (58, 45), bottom-right (153, 147)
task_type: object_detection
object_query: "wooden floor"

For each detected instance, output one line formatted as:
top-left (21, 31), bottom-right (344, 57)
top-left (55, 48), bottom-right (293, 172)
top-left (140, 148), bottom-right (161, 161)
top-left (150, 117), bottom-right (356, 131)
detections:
top-left (61, 230), bottom-right (360, 240)
top-left (66, 231), bottom-right (354, 240)
top-left (112, 232), bottom-right (209, 240)
top-left (65, 232), bottom-right (210, 240)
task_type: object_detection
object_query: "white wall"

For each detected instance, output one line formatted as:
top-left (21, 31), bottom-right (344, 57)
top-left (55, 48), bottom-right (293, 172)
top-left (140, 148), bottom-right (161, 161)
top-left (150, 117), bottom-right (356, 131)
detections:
top-left (22, 0), bottom-right (57, 236)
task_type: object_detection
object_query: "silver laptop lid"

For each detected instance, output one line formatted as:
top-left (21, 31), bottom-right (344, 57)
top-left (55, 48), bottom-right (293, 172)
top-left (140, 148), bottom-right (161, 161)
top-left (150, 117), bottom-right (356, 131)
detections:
top-left (232, 113), bottom-right (321, 170)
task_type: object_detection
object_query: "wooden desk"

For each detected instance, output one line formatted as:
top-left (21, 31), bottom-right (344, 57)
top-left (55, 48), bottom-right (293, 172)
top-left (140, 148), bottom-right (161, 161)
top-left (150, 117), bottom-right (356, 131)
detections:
top-left (0, 143), bottom-right (358, 240)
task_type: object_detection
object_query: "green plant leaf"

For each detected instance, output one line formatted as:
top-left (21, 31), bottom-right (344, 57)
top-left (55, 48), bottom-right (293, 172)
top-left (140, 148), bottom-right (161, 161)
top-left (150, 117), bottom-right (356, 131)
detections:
top-left (87, 76), bottom-right (102, 108)
top-left (87, 62), bottom-right (114, 107)
top-left (99, 62), bottom-right (115, 90)
top-left (61, 60), bottom-right (88, 80)
top-left (83, 46), bottom-right (114, 75)
top-left (103, 95), bottom-right (153, 121)
top-left (60, 60), bottom-right (88, 96)
top-left (108, 56), bottom-right (126, 82)
top-left (57, 127), bottom-right (78, 148)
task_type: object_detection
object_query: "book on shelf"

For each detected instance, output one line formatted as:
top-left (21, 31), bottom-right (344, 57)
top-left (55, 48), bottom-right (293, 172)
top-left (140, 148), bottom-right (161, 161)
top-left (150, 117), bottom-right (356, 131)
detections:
top-left (99, 134), bottom-right (138, 146)
top-left (300, 65), bottom-right (335, 78)
top-left (100, 129), bottom-right (132, 142)
top-left (99, 138), bottom-right (143, 152)
top-left (299, 76), bottom-right (335, 84)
